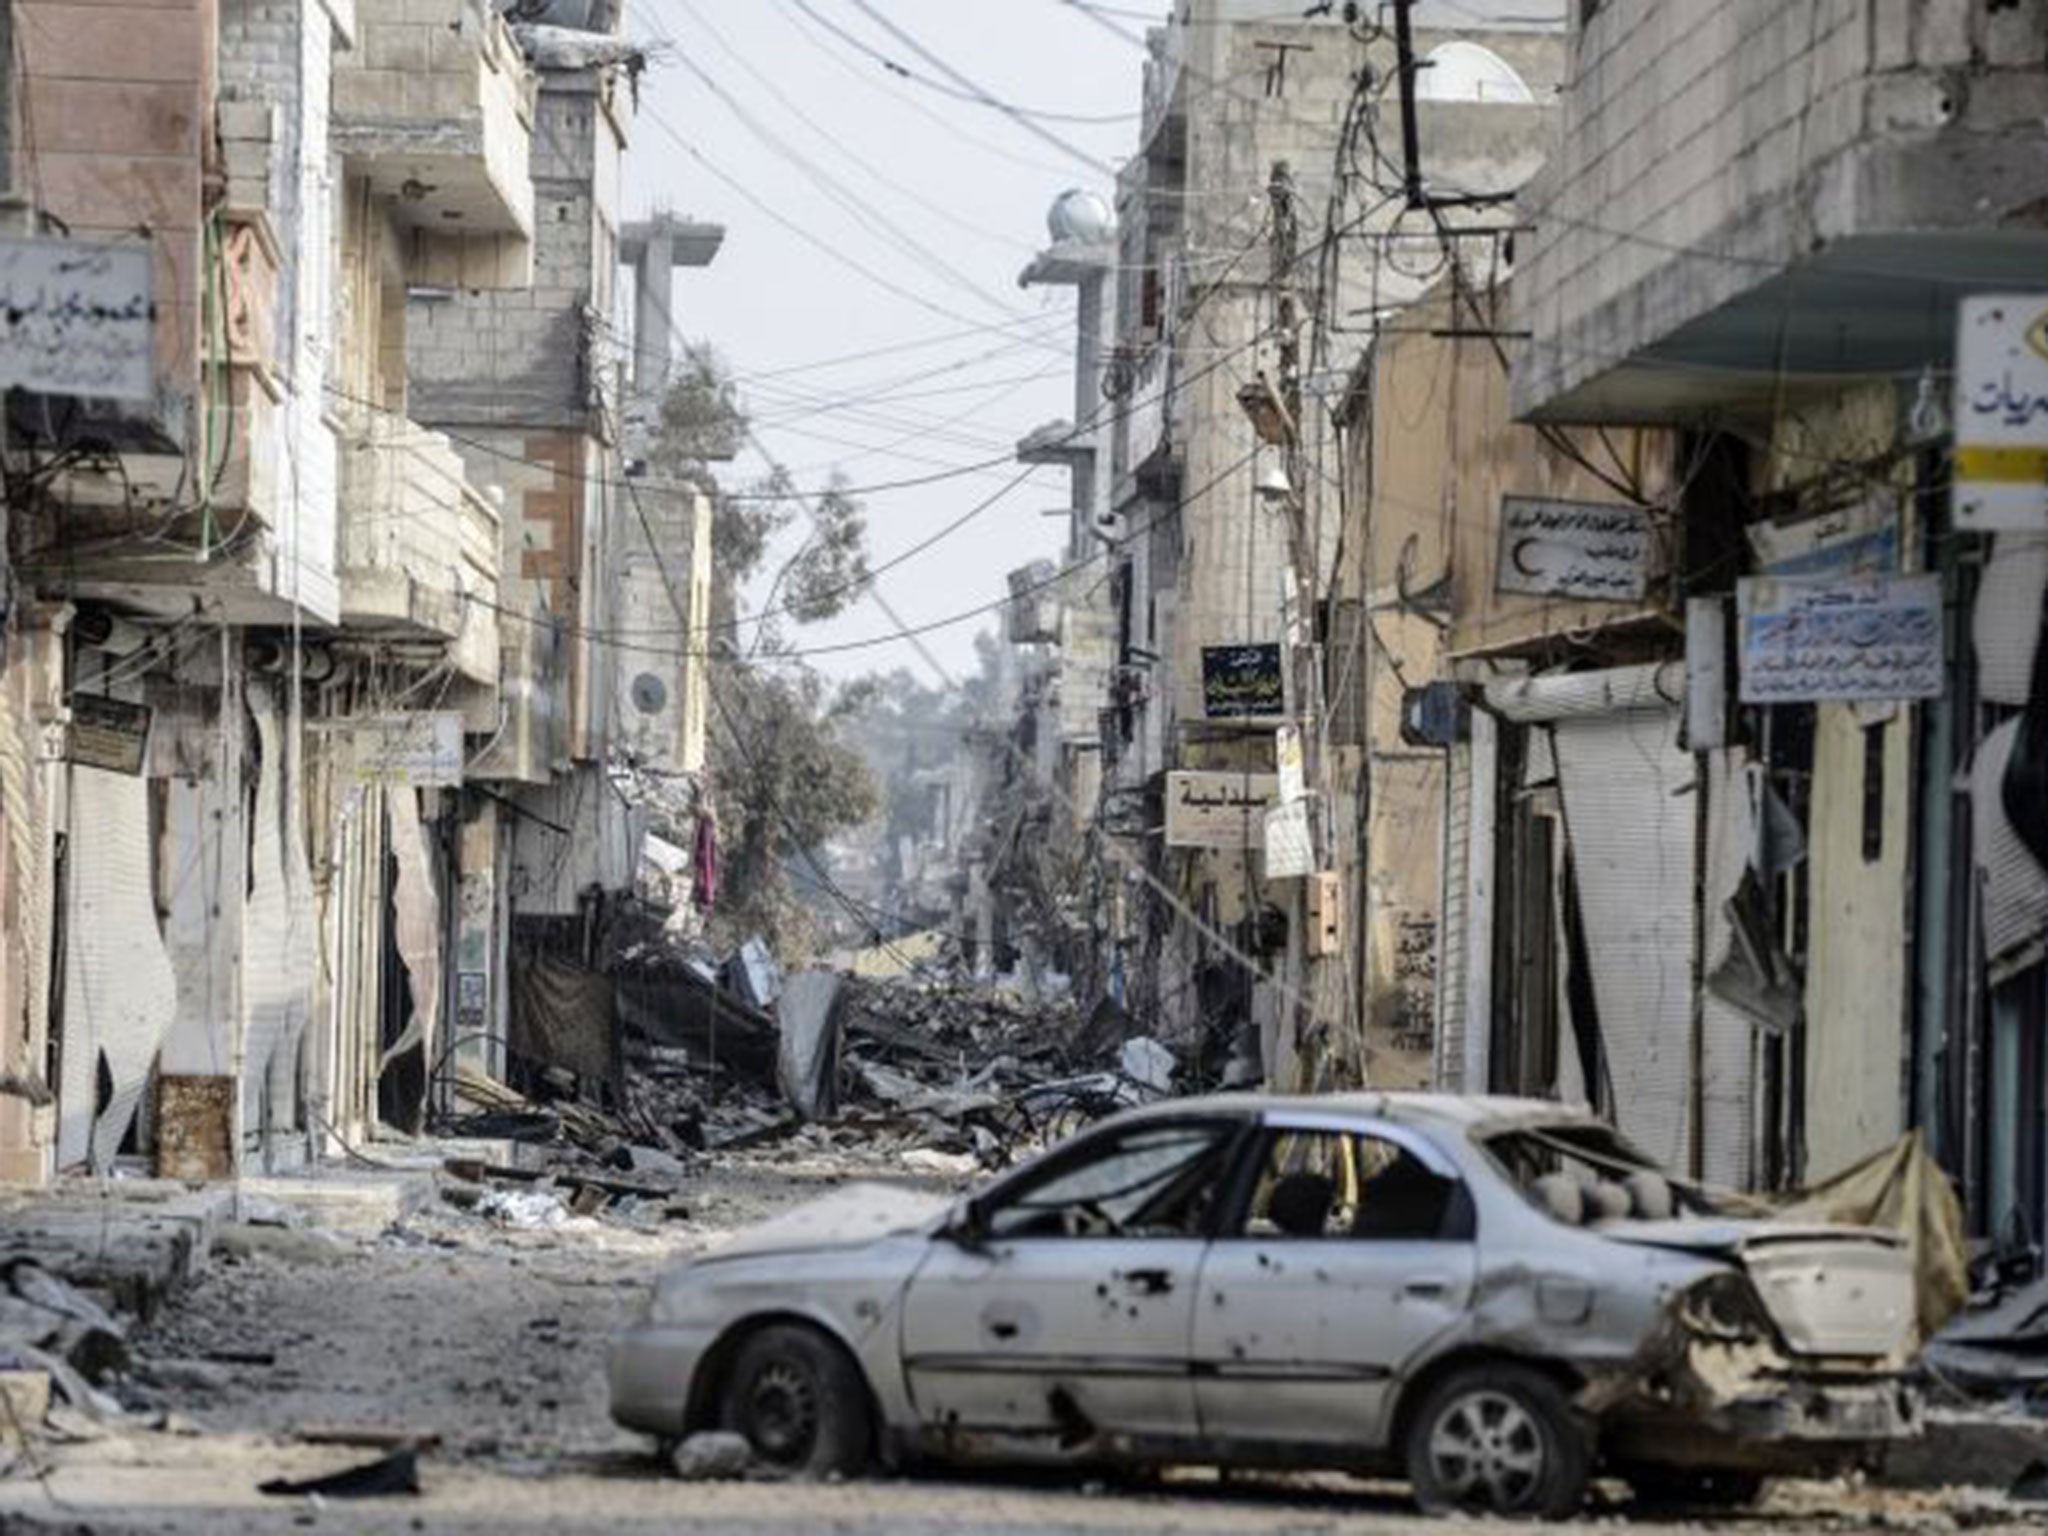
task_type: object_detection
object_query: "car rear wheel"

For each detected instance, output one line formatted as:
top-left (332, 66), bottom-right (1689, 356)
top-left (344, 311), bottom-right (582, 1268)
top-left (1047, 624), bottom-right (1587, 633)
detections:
top-left (1404, 1363), bottom-right (1589, 1519)
top-left (717, 1324), bottom-right (872, 1480)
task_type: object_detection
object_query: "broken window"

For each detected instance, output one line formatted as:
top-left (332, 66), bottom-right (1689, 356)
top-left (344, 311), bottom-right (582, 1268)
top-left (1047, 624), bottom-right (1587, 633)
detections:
top-left (1485, 1123), bottom-right (1725, 1226)
top-left (981, 1119), bottom-right (1237, 1240)
top-left (1231, 1130), bottom-right (1462, 1241)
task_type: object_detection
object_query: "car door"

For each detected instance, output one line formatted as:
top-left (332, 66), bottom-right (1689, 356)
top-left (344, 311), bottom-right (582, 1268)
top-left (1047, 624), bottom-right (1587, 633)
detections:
top-left (1191, 1114), bottom-right (1477, 1451)
top-left (900, 1114), bottom-right (1245, 1444)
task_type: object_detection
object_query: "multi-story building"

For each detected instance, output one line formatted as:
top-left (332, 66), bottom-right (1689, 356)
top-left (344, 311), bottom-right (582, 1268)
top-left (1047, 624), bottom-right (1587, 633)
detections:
top-left (0, 0), bottom-right (710, 1184)
top-left (1481, 0), bottom-right (2048, 1234)
top-left (1041, 0), bottom-right (1564, 1091)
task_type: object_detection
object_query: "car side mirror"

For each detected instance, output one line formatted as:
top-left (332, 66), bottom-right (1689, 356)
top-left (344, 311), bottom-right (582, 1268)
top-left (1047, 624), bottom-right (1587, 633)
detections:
top-left (942, 1198), bottom-right (990, 1254)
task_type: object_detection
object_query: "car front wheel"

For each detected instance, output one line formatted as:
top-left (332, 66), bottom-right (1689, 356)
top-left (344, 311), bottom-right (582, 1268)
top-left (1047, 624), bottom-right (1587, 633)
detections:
top-left (717, 1323), bottom-right (872, 1480)
top-left (1404, 1363), bottom-right (1589, 1519)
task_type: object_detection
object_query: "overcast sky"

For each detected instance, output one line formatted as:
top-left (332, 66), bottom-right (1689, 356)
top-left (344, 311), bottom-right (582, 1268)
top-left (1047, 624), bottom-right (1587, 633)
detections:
top-left (623, 1), bottom-right (1143, 686)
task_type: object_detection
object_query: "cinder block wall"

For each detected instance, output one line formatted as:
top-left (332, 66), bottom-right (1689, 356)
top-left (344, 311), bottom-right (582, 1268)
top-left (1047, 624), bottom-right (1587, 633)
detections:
top-left (1514, 0), bottom-right (2048, 417)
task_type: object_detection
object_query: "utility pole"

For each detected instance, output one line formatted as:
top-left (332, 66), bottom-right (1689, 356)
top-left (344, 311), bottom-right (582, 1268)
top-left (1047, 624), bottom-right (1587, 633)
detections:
top-left (1267, 159), bottom-right (1325, 1089)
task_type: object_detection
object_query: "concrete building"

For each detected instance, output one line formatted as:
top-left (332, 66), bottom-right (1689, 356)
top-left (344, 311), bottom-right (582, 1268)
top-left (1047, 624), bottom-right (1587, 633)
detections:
top-left (1039, 0), bottom-right (1565, 1092)
top-left (1504, 0), bottom-right (2048, 1233)
top-left (0, 0), bottom-right (711, 1185)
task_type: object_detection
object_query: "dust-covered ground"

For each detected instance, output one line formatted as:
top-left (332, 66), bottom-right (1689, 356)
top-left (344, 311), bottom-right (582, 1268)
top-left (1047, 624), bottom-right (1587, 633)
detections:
top-left (0, 1151), bottom-right (2036, 1536)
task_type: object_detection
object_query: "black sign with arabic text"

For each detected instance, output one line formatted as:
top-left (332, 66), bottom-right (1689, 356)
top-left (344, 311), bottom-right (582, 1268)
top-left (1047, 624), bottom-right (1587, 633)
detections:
top-left (1201, 643), bottom-right (1285, 718)
top-left (67, 693), bottom-right (152, 775)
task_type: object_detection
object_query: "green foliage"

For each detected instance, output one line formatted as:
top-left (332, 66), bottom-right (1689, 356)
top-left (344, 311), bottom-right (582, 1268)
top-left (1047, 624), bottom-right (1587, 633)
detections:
top-left (649, 342), bottom-right (881, 960)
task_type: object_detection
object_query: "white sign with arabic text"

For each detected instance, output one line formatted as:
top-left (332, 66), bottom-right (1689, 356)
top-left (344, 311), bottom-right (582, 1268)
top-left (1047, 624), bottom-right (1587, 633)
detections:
top-left (349, 713), bottom-right (466, 787)
top-left (1163, 771), bottom-right (1278, 850)
top-left (1955, 294), bottom-right (2048, 532)
top-left (1496, 496), bottom-right (1656, 602)
top-left (1736, 574), bottom-right (1943, 705)
top-left (0, 236), bottom-right (153, 401)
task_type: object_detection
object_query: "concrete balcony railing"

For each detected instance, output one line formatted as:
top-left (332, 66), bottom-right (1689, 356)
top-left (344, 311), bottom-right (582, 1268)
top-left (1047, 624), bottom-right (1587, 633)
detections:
top-left (333, 0), bottom-right (537, 282)
top-left (338, 415), bottom-right (502, 686)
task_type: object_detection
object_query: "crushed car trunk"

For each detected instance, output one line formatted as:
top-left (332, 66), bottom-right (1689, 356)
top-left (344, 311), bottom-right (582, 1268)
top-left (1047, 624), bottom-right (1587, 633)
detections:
top-left (1604, 1223), bottom-right (1916, 1359)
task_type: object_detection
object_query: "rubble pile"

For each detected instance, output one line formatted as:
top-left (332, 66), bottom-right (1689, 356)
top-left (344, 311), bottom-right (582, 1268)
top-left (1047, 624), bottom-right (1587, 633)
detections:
top-left (438, 948), bottom-right (1178, 1209)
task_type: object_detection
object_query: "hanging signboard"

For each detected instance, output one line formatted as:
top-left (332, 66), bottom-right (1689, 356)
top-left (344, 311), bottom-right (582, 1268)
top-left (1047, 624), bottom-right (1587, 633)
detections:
top-left (1749, 491), bottom-right (1899, 578)
top-left (0, 236), bottom-right (154, 401)
top-left (1262, 800), bottom-right (1315, 880)
top-left (1495, 496), bottom-right (1656, 602)
top-left (1275, 723), bottom-right (1305, 804)
top-left (1955, 294), bottom-right (2048, 531)
top-left (65, 694), bottom-right (152, 775)
top-left (1735, 574), bottom-right (1943, 704)
top-left (1163, 771), bottom-right (1277, 849)
top-left (1201, 643), bottom-right (1286, 718)
top-left (349, 712), bottom-right (465, 787)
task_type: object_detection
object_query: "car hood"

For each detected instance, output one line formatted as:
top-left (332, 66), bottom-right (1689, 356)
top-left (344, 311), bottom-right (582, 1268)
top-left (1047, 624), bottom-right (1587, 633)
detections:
top-left (701, 1182), bottom-right (955, 1265)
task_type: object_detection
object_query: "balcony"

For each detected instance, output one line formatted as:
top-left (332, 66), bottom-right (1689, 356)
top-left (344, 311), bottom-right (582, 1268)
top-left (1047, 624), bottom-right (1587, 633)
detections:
top-left (333, 0), bottom-right (537, 281)
top-left (338, 416), bottom-right (501, 686)
top-left (1514, 4), bottom-right (2048, 423)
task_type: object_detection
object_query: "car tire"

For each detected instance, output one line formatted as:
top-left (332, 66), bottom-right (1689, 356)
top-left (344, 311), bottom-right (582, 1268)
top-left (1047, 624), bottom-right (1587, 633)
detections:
top-left (1628, 1467), bottom-right (1768, 1509)
top-left (717, 1323), bottom-right (872, 1480)
top-left (1403, 1363), bottom-right (1590, 1519)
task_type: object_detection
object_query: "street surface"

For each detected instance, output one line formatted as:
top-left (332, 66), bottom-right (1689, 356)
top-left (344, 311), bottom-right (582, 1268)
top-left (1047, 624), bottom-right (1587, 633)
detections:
top-left (0, 1153), bottom-right (2028, 1536)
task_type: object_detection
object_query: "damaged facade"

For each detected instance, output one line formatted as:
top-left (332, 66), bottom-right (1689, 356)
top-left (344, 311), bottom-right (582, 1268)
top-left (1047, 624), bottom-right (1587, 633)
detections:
top-left (1014, 0), bottom-right (2048, 1248)
top-left (0, 0), bottom-right (720, 1184)
top-left (1019, 1), bottom-right (1567, 1092)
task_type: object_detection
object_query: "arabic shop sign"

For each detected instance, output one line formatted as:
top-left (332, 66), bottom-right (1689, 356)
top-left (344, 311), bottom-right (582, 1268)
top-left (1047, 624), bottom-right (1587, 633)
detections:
top-left (1749, 492), bottom-right (1899, 579)
top-left (1495, 496), bottom-right (1656, 602)
top-left (66, 694), bottom-right (152, 775)
top-left (1200, 643), bottom-right (1285, 718)
top-left (1164, 771), bottom-right (1279, 849)
top-left (349, 712), bottom-right (466, 787)
top-left (0, 236), bottom-right (154, 401)
top-left (1956, 294), bottom-right (2048, 532)
top-left (1736, 574), bottom-right (1943, 705)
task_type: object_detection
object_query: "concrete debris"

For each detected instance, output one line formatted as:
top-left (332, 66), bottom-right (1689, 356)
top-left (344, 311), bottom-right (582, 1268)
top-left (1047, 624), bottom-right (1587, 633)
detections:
top-left (213, 1224), bottom-right (350, 1267)
top-left (0, 1369), bottom-right (50, 1443)
top-left (1922, 1273), bottom-right (2048, 1403)
top-left (669, 1429), bottom-right (756, 1481)
top-left (475, 1189), bottom-right (579, 1231)
top-left (3, 1260), bottom-right (122, 1338)
top-left (898, 1149), bottom-right (979, 1181)
top-left (0, 1260), bottom-right (130, 1391)
top-left (1119, 1036), bottom-right (1176, 1094)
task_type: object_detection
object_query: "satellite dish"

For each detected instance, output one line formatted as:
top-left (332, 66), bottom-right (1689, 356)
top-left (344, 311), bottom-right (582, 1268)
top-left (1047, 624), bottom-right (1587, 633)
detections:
top-left (630, 673), bottom-right (668, 715)
top-left (1048, 188), bottom-right (1114, 244)
top-left (1416, 41), bottom-right (1537, 103)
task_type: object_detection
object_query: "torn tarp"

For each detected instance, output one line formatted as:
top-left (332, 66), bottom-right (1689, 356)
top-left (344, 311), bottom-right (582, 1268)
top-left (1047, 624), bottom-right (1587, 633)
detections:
top-left (1771, 1130), bottom-right (1968, 1345)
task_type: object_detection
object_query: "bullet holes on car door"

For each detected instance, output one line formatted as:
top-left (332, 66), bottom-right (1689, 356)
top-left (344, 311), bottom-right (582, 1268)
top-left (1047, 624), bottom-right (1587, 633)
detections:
top-left (900, 1117), bottom-right (1244, 1444)
top-left (1192, 1122), bottom-right (1476, 1447)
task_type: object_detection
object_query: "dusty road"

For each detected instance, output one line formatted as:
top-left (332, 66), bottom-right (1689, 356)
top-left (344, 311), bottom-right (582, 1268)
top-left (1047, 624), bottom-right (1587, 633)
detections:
top-left (0, 1152), bottom-right (2030, 1536)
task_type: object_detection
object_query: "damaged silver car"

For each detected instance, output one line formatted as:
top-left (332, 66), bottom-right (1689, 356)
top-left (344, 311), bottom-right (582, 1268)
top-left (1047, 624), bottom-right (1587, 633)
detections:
top-left (611, 1094), bottom-right (1921, 1515)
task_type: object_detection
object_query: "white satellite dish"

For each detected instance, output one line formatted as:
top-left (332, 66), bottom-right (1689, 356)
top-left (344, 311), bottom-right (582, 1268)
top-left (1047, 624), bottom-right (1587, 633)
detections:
top-left (1416, 41), bottom-right (1537, 104)
top-left (1048, 188), bottom-right (1114, 244)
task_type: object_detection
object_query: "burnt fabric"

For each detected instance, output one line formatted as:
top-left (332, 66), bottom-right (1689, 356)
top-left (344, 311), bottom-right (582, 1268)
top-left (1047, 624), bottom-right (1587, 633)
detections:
top-left (509, 951), bottom-right (619, 1091)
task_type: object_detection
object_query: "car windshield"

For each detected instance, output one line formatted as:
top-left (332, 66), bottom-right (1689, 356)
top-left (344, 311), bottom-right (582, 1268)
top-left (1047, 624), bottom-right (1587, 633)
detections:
top-left (1485, 1121), bottom-right (1728, 1224)
top-left (981, 1121), bottom-right (1234, 1238)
